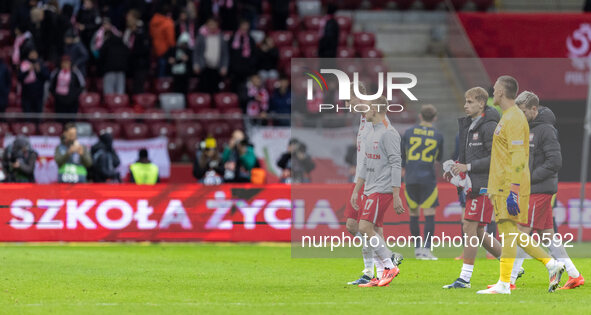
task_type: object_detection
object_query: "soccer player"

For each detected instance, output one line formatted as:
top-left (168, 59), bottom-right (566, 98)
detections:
top-left (350, 95), bottom-right (405, 287)
top-left (345, 85), bottom-right (402, 286)
top-left (443, 87), bottom-right (503, 289)
top-left (511, 91), bottom-right (584, 290)
top-left (477, 76), bottom-right (565, 294)
top-left (401, 104), bottom-right (444, 260)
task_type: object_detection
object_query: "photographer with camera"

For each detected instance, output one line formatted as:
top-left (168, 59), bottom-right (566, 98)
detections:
top-left (193, 137), bottom-right (224, 185)
top-left (91, 132), bottom-right (121, 183)
top-left (277, 138), bottom-right (315, 183)
top-left (221, 130), bottom-right (257, 183)
top-left (54, 123), bottom-right (92, 183)
top-left (1, 135), bottom-right (38, 183)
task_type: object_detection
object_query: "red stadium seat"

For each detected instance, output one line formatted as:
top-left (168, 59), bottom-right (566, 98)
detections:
top-left (176, 122), bottom-right (204, 139)
top-left (258, 14), bottom-right (271, 31)
top-left (262, 0), bottom-right (270, 14)
top-left (94, 122), bottom-right (121, 138)
top-left (353, 32), bottom-right (376, 50)
top-left (286, 15), bottom-right (300, 32)
top-left (104, 94), bottom-right (130, 109)
top-left (123, 122), bottom-right (149, 139)
top-left (303, 16), bottom-right (322, 31)
top-left (301, 46), bottom-right (318, 58)
top-left (0, 29), bottom-right (11, 46)
top-left (38, 122), bottom-right (63, 136)
top-left (206, 121), bottom-right (232, 138)
top-left (188, 77), bottom-right (199, 92)
top-left (111, 107), bottom-right (135, 122)
top-left (337, 47), bottom-right (356, 58)
top-left (0, 46), bottom-right (12, 64)
top-left (184, 137), bottom-right (201, 156)
top-left (143, 108), bottom-right (167, 123)
top-left (336, 16), bottom-right (352, 34)
top-left (269, 31), bottom-right (294, 47)
top-left (150, 122), bottom-right (175, 138)
top-left (0, 122), bottom-right (9, 136)
top-left (79, 92), bottom-right (101, 108)
top-left (0, 14), bottom-right (10, 30)
top-left (279, 46), bottom-right (300, 61)
top-left (221, 107), bottom-right (244, 129)
top-left (167, 137), bottom-right (185, 162)
top-left (11, 122), bottom-right (36, 136)
top-left (132, 93), bottom-right (157, 109)
top-left (297, 31), bottom-right (320, 47)
top-left (81, 107), bottom-right (109, 121)
top-left (359, 47), bottom-right (384, 58)
top-left (213, 93), bottom-right (239, 109)
top-left (339, 32), bottom-right (349, 46)
top-left (153, 77), bottom-right (174, 94)
top-left (187, 93), bottom-right (212, 110)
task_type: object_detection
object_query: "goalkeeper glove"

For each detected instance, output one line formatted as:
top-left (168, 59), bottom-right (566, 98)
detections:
top-left (506, 184), bottom-right (520, 216)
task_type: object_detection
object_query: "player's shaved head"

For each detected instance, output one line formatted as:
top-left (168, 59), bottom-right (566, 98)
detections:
top-left (515, 91), bottom-right (539, 109)
top-left (465, 87), bottom-right (488, 104)
top-left (496, 75), bottom-right (519, 100)
top-left (420, 104), bottom-right (437, 122)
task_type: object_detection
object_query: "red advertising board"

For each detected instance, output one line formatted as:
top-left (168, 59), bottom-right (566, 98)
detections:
top-left (458, 13), bottom-right (591, 100)
top-left (0, 183), bottom-right (589, 241)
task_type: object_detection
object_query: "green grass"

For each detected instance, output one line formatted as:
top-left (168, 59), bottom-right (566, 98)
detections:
top-left (0, 243), bottom-right (588, 314)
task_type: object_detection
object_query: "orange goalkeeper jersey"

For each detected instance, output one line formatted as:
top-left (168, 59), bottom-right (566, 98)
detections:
top-left (488, 105), bottom-right (531, 200)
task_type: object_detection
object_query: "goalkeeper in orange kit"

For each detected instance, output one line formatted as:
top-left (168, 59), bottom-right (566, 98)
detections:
top-left (476, 76), bottom-right (565, 294)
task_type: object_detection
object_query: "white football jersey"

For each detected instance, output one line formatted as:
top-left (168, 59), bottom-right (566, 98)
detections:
top-left (354, 114), bottom-right (391, 182)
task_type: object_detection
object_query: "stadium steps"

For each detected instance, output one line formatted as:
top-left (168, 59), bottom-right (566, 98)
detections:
top-left (349, 11), bottom-right (460, 158)
top-left (498, 0), bottom-right (584, 11)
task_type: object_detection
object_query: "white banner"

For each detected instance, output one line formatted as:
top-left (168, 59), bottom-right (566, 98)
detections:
top-left (3, 136), bottom-right (170, 183)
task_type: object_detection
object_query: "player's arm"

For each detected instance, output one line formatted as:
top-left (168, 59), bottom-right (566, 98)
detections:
top-left (468, 121), bottom-right (496, 173)
top-left (351, 156), bottom-right (367, 210)
top-left (506, 118), bottom-right (528, 215)
top-left (382, 130), bottom-right (405, 214)
top-left (531, 126), bottom-right (562, 184)
top-left (436, 134), bottom-right (444, 163)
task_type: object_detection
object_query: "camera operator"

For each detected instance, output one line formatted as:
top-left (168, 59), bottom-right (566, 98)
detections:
top-left (277, 139), bottom-right (315, 183)
top-left (193, 137), bottom-right (224, 185)
top-left (2, 135), bottom-right (38, 183)
top-left (222, 130), bottom-right (257, 183)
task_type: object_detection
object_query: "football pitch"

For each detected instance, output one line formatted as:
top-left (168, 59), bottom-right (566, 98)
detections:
top-left (0, 243), bottom-right (588, 314)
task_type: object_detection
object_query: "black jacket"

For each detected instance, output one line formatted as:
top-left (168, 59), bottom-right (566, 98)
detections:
top-left (318, 18), bottom-right (339, 58)
top-left (457, 106), bottom-right (500, 198)
top-left (529, 106), bottom-right (561, 194)
top-left (49, 67), bottom-right (86, 108)
top-left (2, 136), bottom-right (37, 183)
top-left (99, 36), bottom-right (130, 73)
top-left (90, 133), bottom-right (121, 182)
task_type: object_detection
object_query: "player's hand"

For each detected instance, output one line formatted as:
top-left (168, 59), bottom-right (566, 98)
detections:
top-left (506, 184), bottom-right (520, 216)
top-left (350, 193), bottom-right (359, 211)
top-left (451, 163), bottom-right (468, 175)
top-left (393, 194), bottom-right (405, 214)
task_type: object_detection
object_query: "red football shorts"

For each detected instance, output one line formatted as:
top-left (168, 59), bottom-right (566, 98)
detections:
top-left (464, 194), bottom-right (494, 226)
top-left (345, 183), bottom-right (364, 220)
top-left (358, 192), bottom-right (392, 227)
top-left (520, 193), bottom-right (553, 230)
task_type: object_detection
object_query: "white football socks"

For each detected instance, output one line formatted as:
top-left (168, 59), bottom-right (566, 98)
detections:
top-left (459, 264), bottom-right (474, 282)
top-left (359, 232), bottom-right (374, 278)
top-left (548, 241), bottom-right (580, 278)
top-left (373, 252), bottom-right (385, 279)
